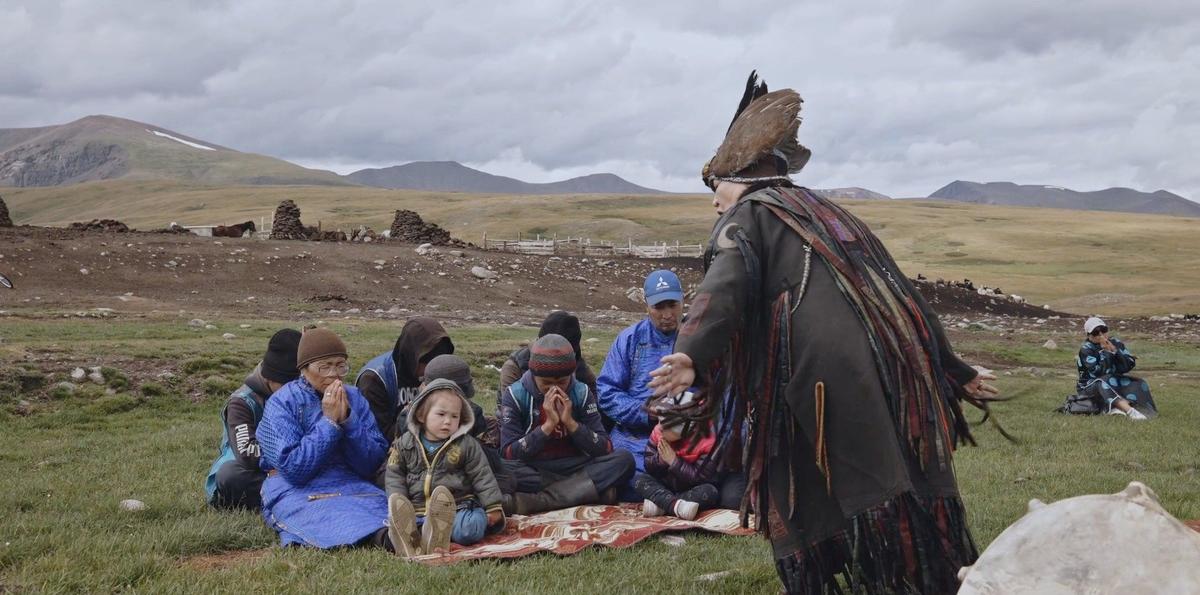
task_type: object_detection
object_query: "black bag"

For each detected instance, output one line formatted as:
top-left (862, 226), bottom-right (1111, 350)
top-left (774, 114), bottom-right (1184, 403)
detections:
top-left (1057, 393), bottom-right (1100, 415)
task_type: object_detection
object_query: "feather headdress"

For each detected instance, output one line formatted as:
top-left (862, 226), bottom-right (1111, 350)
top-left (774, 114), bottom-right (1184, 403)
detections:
top-left (701, 71), bottom-right (810, 189)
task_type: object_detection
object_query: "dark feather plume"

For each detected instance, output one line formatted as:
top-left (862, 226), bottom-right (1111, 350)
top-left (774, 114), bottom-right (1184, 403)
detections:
top-left (727, 71), bottom-right (769, 134)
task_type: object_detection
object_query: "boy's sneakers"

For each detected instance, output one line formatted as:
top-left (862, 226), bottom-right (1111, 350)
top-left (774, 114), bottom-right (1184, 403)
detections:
top-left (1127, 408), bottom-right (1148, 421)
top-left (421, 485), bottom-right (456, 554)
top-left (388, 493), bottom-right (419, 557)
top-left (642, 499), bottom-right (664, 517)
top-left (673, 499), bottom-right (700, 521)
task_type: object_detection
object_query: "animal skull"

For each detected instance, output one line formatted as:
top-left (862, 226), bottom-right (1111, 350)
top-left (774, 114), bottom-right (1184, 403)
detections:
top-left (959, 482), bottom-right (1200, 594)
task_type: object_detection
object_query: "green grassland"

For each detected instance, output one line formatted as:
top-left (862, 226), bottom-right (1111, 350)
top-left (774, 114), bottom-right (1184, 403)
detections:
top-left (2, 319), bottom-right (1197, 593)
top-left (6, 180), bottom-right (1200, 316)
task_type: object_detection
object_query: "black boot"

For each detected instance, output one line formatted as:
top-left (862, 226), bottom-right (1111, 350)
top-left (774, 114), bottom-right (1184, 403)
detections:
top-left (507, 472), bottom-right (600, 515)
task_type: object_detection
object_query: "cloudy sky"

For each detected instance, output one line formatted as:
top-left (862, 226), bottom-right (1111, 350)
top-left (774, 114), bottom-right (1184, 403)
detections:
top-left (2, 0), bottom-right (1198, 198)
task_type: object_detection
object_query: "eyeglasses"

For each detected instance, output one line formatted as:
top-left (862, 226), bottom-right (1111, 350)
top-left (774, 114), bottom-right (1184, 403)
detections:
top-left (313, 362), bottom-right (350, 377)
top-left (1089, 326), bottom-right (1108, 336)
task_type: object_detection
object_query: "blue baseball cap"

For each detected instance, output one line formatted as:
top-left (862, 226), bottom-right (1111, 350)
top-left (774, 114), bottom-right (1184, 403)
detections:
top-left (644, 270), bottom-right (683, 306)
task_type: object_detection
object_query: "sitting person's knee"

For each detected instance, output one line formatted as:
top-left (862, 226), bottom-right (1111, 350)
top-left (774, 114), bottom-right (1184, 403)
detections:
top-left (451, 509), bottom-right (489, 546)
top-left (611, 449), bottom-right (636, 477)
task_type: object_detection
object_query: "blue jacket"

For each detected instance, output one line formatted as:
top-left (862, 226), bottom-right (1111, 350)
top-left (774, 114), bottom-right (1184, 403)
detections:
top-left (596, 318), bottom-right (676, 471)
top-left (256, 377), bottom-right (389, 548)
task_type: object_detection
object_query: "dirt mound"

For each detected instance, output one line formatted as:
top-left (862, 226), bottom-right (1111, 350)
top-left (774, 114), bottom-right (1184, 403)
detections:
top-left (269, 200), bottom-right (306, 240)
top-left (388, 209), bottom-right (467, 247)
top-left (69, 219), bottom-right (130, 232)
top-left (914, 278), bottom-right (1064, 318)
top-left (0, 196), bottom-right (12, 227)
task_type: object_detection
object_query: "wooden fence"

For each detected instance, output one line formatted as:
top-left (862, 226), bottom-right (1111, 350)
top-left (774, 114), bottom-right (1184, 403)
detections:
top-left (482, 234), bottom-right (703, 258)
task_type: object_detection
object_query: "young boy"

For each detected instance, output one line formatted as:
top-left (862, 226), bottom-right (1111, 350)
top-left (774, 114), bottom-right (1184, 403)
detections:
top-left (385, 378), bottom-right (504, 556)
top-left (635, 405), bottom-right (720, 521)
top-left (498, 334), bottom-right (635, 514)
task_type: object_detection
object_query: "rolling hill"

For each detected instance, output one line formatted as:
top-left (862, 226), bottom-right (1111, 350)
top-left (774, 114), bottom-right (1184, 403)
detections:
top-left (929, 180), bottom-right (1200, 217)
top-left (0, 115), bottom-right (351, 187)
top-left (346, 160), bottom-right (667, 194)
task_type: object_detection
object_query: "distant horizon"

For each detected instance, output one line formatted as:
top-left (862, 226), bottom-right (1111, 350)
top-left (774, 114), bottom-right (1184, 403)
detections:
top-left (3, 111), bottom-right (1197, 204)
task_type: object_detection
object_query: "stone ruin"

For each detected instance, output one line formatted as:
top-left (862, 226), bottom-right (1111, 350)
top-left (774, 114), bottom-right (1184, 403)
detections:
top-left (269, 200), bottom-right (307, 240)
top-left (69, 219), bottom-right (130, 232)
top-left (388, 209), bottom-right (466, 247)
top-left (0, 195), bottom-right (12, 227)
top-left (267, 201), bottom-right (457, 245)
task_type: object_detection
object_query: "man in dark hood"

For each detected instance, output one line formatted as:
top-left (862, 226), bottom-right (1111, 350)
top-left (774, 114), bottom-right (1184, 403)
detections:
top-left (355, 316), bottom-right (454, 442)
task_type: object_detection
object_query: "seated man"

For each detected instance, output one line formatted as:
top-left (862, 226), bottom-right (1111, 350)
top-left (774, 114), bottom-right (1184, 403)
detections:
top-left (205, 328), bottom-right (302, 510)
top-left (1075, 317), bottom-right (1156, 419)
top-left (499, 310), bottom-right (598, 397)
top-left (597, 270), bottom-right (684, 473)
top-left (257, 328), bottom-right (391, 549)
top-left (499, 334), bottom-right (634, 514)
top-left (355, 316), bottom-right (454, 442)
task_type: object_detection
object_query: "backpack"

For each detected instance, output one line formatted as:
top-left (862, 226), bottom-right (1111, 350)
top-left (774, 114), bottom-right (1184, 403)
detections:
top-left (1057, 393), bottom-right (1100, 415)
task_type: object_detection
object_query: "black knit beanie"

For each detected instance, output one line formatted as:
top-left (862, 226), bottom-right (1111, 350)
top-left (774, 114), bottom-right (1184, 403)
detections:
top-left (261, 328), bottom-right (302, 384)
top-left (538, 310), bottom-right (583, 360)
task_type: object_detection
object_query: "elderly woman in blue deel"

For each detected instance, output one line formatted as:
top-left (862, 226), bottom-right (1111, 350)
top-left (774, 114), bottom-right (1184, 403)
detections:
top-left (256, 328), bottom-right (391, 548)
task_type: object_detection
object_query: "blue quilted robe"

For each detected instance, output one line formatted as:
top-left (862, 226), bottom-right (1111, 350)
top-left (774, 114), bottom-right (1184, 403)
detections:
top-left (256, 377), bottom-right (389, 548)
top-left (596, 318), bottom-right (677, 471)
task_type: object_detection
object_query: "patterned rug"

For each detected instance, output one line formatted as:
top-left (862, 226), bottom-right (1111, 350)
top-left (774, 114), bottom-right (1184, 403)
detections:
top-left (409, 504), bottom-right (755, 565)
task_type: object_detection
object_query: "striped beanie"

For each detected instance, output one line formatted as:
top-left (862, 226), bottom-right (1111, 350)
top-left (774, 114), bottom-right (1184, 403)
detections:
top-left (528, 334), bottom-right (577, 378)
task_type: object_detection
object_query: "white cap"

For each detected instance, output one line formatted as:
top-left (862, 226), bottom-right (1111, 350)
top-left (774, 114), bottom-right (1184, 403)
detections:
top-left (1084, 317), bottom-right (1107, 334)
top-left (661, 391), bottom-right (695, 434)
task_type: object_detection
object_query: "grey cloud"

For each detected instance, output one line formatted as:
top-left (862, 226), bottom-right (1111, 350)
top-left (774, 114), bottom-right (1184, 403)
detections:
top-left (0, 0), bottom-right (1197, 200)
top-left (892, 0), bottom-right (1200, 58)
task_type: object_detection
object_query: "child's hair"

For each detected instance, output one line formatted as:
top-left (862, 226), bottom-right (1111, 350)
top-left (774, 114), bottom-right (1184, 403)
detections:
top-left (413, 389), bottom-right (460, 425)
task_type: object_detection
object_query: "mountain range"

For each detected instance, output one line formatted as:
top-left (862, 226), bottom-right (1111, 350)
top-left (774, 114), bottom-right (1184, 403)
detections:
top-left (2, 115), bottom-right (1196, 216)
top-left (928, 180), bottom-right (1200, 217)
top-left (346, 160), bottom-right (664, 194)
top-left (0, 115), bottom-right (663, 194)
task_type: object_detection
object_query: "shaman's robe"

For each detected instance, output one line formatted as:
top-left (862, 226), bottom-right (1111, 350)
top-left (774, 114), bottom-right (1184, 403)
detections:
top-left (676, 184), bottom-right (979, 594)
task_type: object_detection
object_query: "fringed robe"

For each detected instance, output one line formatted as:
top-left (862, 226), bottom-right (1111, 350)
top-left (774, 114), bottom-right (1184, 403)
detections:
top-left (676, 185), bottom-right (979, 594)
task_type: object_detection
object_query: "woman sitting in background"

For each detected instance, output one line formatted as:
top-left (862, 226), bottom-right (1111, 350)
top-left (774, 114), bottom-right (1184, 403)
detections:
top-left (1074, 317), bottom-right (1156, 420)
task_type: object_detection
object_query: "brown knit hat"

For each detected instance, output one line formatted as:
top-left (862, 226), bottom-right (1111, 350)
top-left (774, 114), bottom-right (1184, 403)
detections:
top-left (296, 327), bottom-right (348, 369)
top-left (528, 334), bottom-right (577, 378)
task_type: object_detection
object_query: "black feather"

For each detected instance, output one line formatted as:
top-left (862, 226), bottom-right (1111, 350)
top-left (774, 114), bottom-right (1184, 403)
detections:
top-left (727, 70), bottom-right (769, 133)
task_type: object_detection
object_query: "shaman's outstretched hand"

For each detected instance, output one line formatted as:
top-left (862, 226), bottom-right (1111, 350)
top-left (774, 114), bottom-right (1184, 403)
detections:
top-left (648, 353), bottom-right (694, 397)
